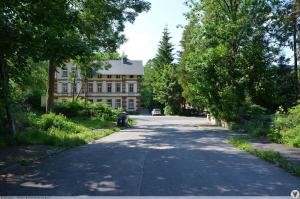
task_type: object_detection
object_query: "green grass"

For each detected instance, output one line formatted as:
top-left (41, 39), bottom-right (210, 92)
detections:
top-left (1, 127), bottom-right (120, 148)
top-left (232, 114), bottom-right (272, 136)
top-left (228, 137), bottom-right (300, 177)
top-left (71, 117), bottom-right (115, 129)
top-left (0, 113), bottom-right (125, 148)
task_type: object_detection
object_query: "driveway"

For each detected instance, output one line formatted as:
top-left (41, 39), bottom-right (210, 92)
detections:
top-left (0, 116), bottom-right (299, 196)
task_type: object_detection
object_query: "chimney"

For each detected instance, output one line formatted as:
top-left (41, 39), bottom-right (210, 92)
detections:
top-left (122, 57), bottom-right (128, 64)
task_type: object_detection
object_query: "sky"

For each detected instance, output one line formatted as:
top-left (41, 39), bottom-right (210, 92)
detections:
top-left (118, 0), bottom-right (189, 65)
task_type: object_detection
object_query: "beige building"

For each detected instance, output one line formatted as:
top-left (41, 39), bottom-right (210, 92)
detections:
top-left (54, 59), bottom-right (143, 112)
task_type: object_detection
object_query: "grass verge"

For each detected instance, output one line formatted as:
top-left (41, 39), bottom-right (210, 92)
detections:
top-left (1, 127), bottom-right (121, 149)
top-left (228, 137), bottom-right (300, 177)
top-left (0, 113), bottom-right (134, 148)
top-left (71, 117), bottom-right (115, 129)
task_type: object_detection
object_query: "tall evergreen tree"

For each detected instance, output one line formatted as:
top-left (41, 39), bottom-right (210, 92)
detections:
top-left (152, 27), bottom-right (182, 115)
top-left (154, 27), bottom-right (174, 67)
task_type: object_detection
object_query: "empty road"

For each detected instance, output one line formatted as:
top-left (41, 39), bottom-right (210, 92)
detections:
top-left (1, 116), bottom-right (299, 196)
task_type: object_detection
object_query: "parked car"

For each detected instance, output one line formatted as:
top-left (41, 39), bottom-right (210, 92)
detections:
top-left (151, 109), bottom-right (161, 116)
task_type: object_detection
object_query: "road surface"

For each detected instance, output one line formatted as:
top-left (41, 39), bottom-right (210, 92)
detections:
top-left (1, 116), bottom-right (299, 196)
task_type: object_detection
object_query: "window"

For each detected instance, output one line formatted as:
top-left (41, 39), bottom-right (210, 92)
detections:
top-left (107, 75), bottom-right (112, 79)
top-left (97, 74), bottom-right (102, 78)
top-left (107, 99), bottom-right (112, 107)
top-left (97, 99), bottom-right (102, 103)
top-left (128, 99), bottom-right (134, 109)
top-left (71, 68), bottom-right (77, 77)
top-left (88, 83), bottom-right (93, 93)
top-left (88, 73), bottom-right (94, 78)
top-left (88, 99), bottom-right (93, 103)
top-left (116, 83), bottom-right (121, 93)
top-left (72, 83), bottom-right (77, 93)
top-left (97, 83), bottom-right (102, 93)
top-left (107, 83), bottom-right (112, 93)
top-left (116, 75), bottom-right (121, 79)
top-left (129, 83), bottom-right (134, 93)
top-left (129, 75), bottom-right (134, 79)
top-left (62, 68), bottom-right (68, 77)
top-left (62, 83), bottom-right (68, 93)
top-left (115, 99), bottom-right (121, 109)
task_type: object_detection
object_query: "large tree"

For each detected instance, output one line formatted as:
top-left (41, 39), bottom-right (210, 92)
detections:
top-left (0, 0), bottom-right (150, 135)
top-left (152, 27), bottom-right (182, 115)
top-left (179, 0), bottom-right (287, 121)
top-left (44, 0), bottom-right (151, 113)
top-left (141, 59), bottom-right (161, 110)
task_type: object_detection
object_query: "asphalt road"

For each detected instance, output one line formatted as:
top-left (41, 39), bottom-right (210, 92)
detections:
top-left (1, 116), bottom-right (300, 196)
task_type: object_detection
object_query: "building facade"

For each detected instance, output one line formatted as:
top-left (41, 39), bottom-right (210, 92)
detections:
top-left (54, 59), bottom-right (143, 112)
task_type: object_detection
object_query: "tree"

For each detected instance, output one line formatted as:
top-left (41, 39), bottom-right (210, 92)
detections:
top-left (154, 27), bottom-right (174, 67)
top-left (0, 0), bottom-right (150, 135)
top-left (152, 27), bottom-right (183, 114)
top-left (282, 0), bottom-right (300, 96)
top-left (179, 0), bottom-right (286, 121)
top-left (43, 0), bottom-right (151, 113)
top-left (141, 59), bottom-right (162, 110)
top-left (0, 0), bottom-right (47, 135)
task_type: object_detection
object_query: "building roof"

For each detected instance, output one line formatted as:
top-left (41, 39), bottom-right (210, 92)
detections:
top-left (97, 59), bottom-right (144, 75)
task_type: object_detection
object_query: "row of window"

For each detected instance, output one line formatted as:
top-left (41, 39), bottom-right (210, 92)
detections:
top-left (86, 99), bottom-right (135, 109)
top-left (61, 82), bottom-right (135, 93)
top-left (61, 69), bottom-right (135, 79)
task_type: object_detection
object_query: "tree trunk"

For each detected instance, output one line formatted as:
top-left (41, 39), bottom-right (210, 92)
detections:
top-left (46, 60), bottom-right (56, 113)
top-left (72, 65), bottom-right (77, 102)
top-left (0, 59), bottom-right (16, 135)
top-left (293, 20), bottom-right (299, 98)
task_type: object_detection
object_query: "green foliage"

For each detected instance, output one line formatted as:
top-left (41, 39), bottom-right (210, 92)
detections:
top-left (268, 104), bottom-right (300, 147)
top-left (53, 100), bottom-right (86, 118)
top-left (71, 118), bottom-right (114, 130)
top-left (154, 27), bottom-right (174, 67)
top-left (36, 113), bottom-right (88, 134)
top-left (179, 0), bottom-right (292, 121)
top-left (53, 99), bottom-right (122, 121)
top-left (0, 0), bottom-right (151, 135)
top-left (232, 114), bottom-right (272, 136)
top-left (144, 27), bottom-right (182, 115)
top-left (163, 105), bottom-right (174, 116)
top-left (228, 137), bottom-right (300, 177)
top-left (141, 60), bottom-right (161, 109)
top-left (0, 112), bottom-right (122, 148)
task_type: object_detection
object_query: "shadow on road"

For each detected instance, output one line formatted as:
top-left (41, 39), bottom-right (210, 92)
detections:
top-left (0, 116), bottom-right (299, 196)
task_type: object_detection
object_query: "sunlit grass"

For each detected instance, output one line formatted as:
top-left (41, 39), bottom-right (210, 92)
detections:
top-left (228, 137), bottom-right (300, 177)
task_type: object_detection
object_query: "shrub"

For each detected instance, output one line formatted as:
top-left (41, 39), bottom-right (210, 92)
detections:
top-left (268, 103), bottom-right (300, 147)
top-left (53, 100), bottom-right (85, 117)
top-left (54, 99), bottom-right (121, 120)
top-left (36, 113), bottom-right (88, 134)
top-left (164, 105), bottom-right (174, 115)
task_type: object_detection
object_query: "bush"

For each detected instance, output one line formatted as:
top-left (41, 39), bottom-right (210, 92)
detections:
top-left (164, 105), bottom-right (174, 115)
top-left (53, 100), bottom-right (85, 118)
top-left (54, 99), bottom-right (122, 120)
top-left (268, 103), bottom-right (300, 147)
top-left (232, 114), bottom-right (272, 136)
top-left (223, 102), bottom-right (271, 136)
top-left (0, 112), bottom-right (121, 148)
top-left (36, 113), bottom-right (88, 134)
